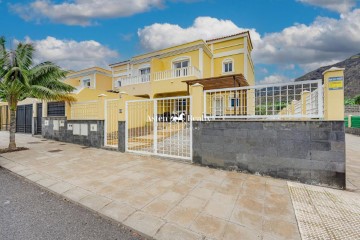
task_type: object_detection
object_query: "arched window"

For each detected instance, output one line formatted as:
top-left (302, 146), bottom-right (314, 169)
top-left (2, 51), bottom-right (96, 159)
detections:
top-left (222, 58), bottom-right (234, 73)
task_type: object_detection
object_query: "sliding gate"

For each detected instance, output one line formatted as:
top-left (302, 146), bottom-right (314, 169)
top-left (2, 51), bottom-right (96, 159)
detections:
top-left (126, 96), bottom-right (192, 160)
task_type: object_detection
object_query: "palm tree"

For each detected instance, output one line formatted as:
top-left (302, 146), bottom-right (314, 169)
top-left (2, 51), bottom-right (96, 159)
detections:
top-left (0, 37), bottom-right (75, 149)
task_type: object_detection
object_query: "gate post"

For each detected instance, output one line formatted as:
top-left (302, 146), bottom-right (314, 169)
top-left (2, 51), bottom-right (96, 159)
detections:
top-left (189, 83), bottom-right (204, 120)
top-left (323, 67), bottom-right (345, 120)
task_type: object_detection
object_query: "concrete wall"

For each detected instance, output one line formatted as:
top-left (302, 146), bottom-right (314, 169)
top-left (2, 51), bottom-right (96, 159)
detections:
top-left (42, 117), bottom-right (104, 148)
top-left (192, 121), bottom-right (345, 188)
top-left (346, 127), bottom-right (360, 136)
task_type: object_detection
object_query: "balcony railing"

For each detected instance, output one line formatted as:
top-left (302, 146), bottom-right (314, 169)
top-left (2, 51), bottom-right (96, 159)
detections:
top-left (114, 66), bottom-right (201, 87)
top-left (116, 74), bottom-right (150, 87)
top-left (153, 66), bottom-right (201, 81)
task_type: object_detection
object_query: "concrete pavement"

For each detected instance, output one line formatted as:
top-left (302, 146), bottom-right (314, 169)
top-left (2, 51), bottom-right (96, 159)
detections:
top-left (0, 167), bottom-right (143, 240)
top-left (0, 132), bottom-right (359, 239)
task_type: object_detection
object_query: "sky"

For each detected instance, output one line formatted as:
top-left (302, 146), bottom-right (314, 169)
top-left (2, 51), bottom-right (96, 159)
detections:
top-left (1, 0), bottom-right (359, 84)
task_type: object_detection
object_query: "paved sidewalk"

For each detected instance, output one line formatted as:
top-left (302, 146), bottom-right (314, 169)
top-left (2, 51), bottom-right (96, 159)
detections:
top-left (0, 132), bottom-right (359, 240)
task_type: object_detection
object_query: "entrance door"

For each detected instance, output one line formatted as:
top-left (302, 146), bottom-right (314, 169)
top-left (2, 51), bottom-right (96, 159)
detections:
top-left (212, 96), bottom-right (224, 116)
top-left (126, 96), bottom-right (192, 160)
top-left (16, 104), bottom-right (33, 133)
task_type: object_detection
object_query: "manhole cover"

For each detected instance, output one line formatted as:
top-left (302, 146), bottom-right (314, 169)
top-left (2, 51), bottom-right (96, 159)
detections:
top-left (81, 146), bottom-right (90, 149)
top-left (60, 144), bottom-right (66, 145)
top-left (41, 140), bottom-right (47, 141)
top-left (27, 142), bottom-right (41, 144)
top-left (48, 149), bottom-right (62, 153)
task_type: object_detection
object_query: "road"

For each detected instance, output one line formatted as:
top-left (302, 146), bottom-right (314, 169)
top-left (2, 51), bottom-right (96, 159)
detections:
top-left (0, 167), bottom-right (144, 240)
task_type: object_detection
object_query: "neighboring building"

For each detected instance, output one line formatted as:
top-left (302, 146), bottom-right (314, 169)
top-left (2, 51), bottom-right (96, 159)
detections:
top-left (110, 31), bottom-right (255, 98)
top-left (64, 67), bottom-right (113, 93)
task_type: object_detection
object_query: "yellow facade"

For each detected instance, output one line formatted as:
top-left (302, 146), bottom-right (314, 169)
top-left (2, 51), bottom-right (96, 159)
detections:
top-left (64, 67), bottom-right (113, 92)
top-left (110, 32), bottom-right (255, 99)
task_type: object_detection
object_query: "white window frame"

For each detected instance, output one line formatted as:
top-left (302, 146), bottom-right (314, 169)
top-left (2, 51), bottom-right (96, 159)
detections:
top-left (172, 56), bottom-right (191, 69)
top-left (82, 78), bottom-right (91, 88)
top-left (222, 58), bottom-right (234, 74)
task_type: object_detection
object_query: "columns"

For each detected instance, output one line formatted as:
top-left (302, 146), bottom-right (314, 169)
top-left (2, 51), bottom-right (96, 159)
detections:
top-left (189, 83), bottom-right (204, 120)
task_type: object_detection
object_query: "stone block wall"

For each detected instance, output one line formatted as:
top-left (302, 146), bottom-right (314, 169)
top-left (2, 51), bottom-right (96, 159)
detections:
top-left (42, 117), bottom-right (104, 148)
top-left (192, 121), bottom-right (346, 188)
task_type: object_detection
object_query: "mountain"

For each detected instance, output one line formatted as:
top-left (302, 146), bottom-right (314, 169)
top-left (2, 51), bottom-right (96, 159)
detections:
top-left (295, 53), bottom-right (360, 98)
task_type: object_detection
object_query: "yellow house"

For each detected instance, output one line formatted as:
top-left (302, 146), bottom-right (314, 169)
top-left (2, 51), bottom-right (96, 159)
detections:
top-left (109, 31), bottom-right (255, 99)
top-left (64, 66), bottom-right (113, 93)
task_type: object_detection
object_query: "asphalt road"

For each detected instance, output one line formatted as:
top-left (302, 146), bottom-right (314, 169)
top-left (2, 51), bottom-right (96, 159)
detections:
top-left (0, 167), bottom-right (145, 240)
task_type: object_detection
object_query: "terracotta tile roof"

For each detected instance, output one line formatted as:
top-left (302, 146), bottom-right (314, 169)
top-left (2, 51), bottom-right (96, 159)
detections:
top-left (205, 31), bottom-right (249, 42)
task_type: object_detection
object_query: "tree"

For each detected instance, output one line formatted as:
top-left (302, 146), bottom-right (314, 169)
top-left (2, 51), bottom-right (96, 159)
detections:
top-left (0, 37), bottom-right (75, 149)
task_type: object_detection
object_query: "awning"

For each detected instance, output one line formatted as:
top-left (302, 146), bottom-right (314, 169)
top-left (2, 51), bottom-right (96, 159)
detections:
top-left (183, 74), bottom-right (249, 90)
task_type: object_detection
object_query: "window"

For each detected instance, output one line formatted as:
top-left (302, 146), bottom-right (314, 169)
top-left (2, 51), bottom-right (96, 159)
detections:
top-left (139, 67), bottom-right (150, 82)
top-left (82, 79), bottom-right (91, 88)
top-left (223, 59), bottom-right (233, 73)
top-left (116, 80), bottom-right (121, 87)
top-left (229, 98), bottom-right (240, 108)
top-left (173, 59), bottom-right (189, 77)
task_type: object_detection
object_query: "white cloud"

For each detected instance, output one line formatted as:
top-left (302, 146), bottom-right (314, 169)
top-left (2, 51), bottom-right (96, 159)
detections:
top-left (258, 75), bottom-right (291, 85)
top-left (297, 0), bottom-right (356, 13)
top-left (253, 9), bottom-right (360, 71)
top-left (138, 16), bottom-right (260, 51)
top-left (23, 36), bottom-right (119, 70)
top-left (138, 12), bottom-right (360, 72)
top-left (10, 0), bottom-right (195, 26)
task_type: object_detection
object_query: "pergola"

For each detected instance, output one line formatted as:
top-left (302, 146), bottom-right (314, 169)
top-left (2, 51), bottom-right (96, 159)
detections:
top-left (183, 74), bottom-right (249, 91)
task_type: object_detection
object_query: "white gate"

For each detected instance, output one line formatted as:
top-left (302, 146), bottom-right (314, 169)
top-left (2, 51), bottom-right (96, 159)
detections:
top-left (105, 99), bottom-right (119, 147)
top-left (126, 96), bottom-right (192, 160)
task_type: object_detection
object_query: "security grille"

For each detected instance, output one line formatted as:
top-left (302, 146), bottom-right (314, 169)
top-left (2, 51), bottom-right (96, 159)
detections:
top-left (47, 101), bottom-right (65, 116)
top-left (126, 96), bottom-right (192, 160)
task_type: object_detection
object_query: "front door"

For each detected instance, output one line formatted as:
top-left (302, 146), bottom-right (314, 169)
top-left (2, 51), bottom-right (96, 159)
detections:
top-left (212, 97), bottom-right (224, 116)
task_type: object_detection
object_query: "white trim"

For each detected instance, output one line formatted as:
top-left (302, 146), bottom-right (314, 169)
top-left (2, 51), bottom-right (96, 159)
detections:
top-left (199, 48), bottom-right (204, 78)
top-left (244, 38), bottom-right (248, 80)
top-left (210, 44), bottom-right (214, 77)
top-left (81, 77), bottom-right (92, 88)
top-left (222, 58), bottom-right (235, 74)
top-left (214, 49), bottom-right (244, 58)
top-left (93, 73), bottom-right (96, 89)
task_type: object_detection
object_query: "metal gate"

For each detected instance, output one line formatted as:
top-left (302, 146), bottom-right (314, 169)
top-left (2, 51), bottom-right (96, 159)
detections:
top-left (126, 96), bottom-right (192, 160)
top-left (104, 99), bottom-right (119, 147)
top-left (36, 103), bottom-right (42, 135)
top-left (16, 104), bottom-right (33, 133)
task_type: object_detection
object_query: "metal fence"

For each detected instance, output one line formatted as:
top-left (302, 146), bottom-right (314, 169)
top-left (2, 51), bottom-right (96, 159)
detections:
top-left (126, 96), bottom-right (192, 160)
top-left (203, 79), bottom-right (323, 119)
top-left (71, 100), bottom-right (101, 120)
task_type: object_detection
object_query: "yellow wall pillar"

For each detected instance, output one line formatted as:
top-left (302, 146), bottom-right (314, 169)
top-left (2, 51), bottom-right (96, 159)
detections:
top-left (65, 102), bottom-right (71, 119)
top-left (42, 101), bottom-right (48, 117)
top-left (97, 94), bottom-right (107, 120)
top-left (118, 92), bottom-right (128, 121)
top-left (189, 83), bottom-right (204, 120)
top-left (323, 67), bottom-right (345, 120)
top-left (301, 91), bottom-right (310, 116)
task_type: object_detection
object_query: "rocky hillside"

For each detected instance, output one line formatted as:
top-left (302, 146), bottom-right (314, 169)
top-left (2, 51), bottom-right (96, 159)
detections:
top-left (295, 53), bottom-right (360, 98)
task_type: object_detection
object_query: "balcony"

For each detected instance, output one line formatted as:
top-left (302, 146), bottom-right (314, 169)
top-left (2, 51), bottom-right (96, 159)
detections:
top-left (153, 66), bottom-right (201, 81)
top-left (116, 74), bottom-right (150, 87)
top-left (115, 66), bottom-right (201, 87)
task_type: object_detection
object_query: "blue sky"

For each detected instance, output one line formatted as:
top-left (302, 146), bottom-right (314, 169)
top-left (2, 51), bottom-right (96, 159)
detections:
top-left (1, 0), bottom-right (359, 83)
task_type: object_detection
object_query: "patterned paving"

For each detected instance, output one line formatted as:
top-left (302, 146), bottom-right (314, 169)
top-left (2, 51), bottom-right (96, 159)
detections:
top-left (288, 182), bottom-right (360, 240)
